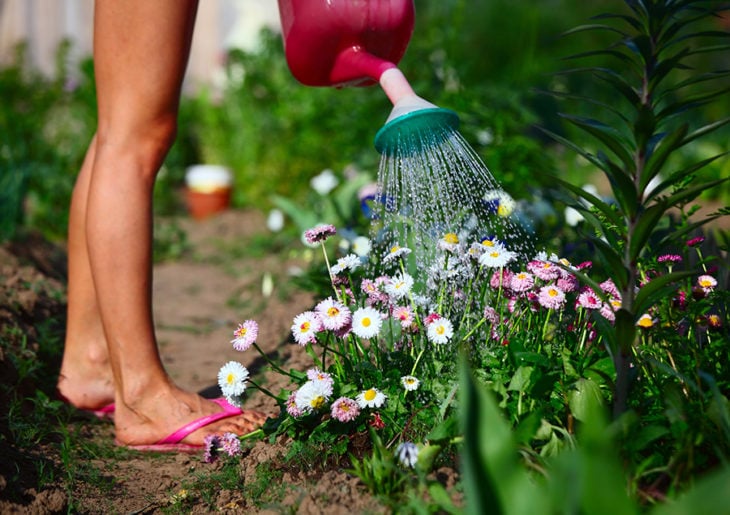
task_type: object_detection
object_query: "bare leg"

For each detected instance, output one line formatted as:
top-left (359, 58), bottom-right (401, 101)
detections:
top-left (58, 136), bottom-right (115, 410)
top-left (68, 0), bottom-right (262, 445)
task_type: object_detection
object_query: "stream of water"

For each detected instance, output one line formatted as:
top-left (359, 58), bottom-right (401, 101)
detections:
top-left (372, 121), bottom-right (534, 267)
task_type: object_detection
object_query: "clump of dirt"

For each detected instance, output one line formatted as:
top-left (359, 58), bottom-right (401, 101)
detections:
top-left (0, 210), bottom-right (392, 514)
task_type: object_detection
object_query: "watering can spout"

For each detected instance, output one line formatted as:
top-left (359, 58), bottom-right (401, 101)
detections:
top-left (330, 47), bottom-right (398, 87)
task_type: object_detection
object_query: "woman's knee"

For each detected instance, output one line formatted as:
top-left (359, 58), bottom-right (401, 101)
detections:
top-left (95, 113), bottom-right (178, 181)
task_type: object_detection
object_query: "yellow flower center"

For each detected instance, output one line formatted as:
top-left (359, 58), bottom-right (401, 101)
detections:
top-left (236, 328), bottom-right (247, 337)
top-left (362, 317), bottom-right (371, 327)
top-left (700, 279), bottom-right (713, 287)
top-left (443, 233), bottom-right (459, 244)
top-left (490, 251), bottom-right (499, 258)
top-left (390, 245), bottom-right (401, 253)
top-left (482, 239), bottom-right (495, 247)
top-left (327, 307), bottom-right (340, 317)
top-left (310, 396), bottom-right (325, 409)
top-left (549, 289), bottom-right (558, 297)
top-left (436, 325), bottom-right (445, 335)
top-left (300, 321), bottom-right (310, 332)
top-left (226, 373), bottom-right (235, 385)
top-left (364, 389), bottom-right (376, 401)
top-left (637, 316), bottom-right (653, 328)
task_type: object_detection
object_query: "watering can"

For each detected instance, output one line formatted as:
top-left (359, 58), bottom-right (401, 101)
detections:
top-left (277, 0), bottom-right (415, 87)
top-left (276, 0), bottom-right (458, 153)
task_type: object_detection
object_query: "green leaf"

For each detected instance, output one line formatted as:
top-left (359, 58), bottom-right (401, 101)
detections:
top-left (651, 468), bottom-right (730, 515)
top-left (644, 152), bottom-right (729, 202)
top-left (548, 175), bottom-right (623, 227)
top-left (426, 415), bottom-right (459, 444)
top-left (642, 124), bottom-right (689, 191)
top-left (628, 202), bottom-right (668, 262)
top-left (663, 177), bottom-right (729, 207)
top-left (569, 378), bottom-right (605, 422)
top-left (561, 115), bottom-right (635, 171)
top-left (634, 270), bottom-right (695, 318)
top-left (508, 366), bottom-right (533, 393)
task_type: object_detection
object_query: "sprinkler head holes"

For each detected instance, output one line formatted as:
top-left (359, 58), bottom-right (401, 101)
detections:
top-left (374, 108), bottom-right (460, 154)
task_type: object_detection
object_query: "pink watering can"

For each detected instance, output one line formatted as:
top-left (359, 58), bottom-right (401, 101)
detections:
top-left (277, 0), bottom-right (458, 153)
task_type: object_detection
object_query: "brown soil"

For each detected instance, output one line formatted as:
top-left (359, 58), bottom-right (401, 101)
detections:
top-left (0, 209), bottom-right (389, 514)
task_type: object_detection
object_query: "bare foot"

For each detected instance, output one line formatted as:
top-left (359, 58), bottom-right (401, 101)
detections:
top-left (57, 339), bottom-right (115, 410)
top-left (114, 387), bottom-right (267, 447)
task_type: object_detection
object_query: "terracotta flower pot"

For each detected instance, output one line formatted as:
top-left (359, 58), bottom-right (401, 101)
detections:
top-left (184, 165), bottom-right (233, 220)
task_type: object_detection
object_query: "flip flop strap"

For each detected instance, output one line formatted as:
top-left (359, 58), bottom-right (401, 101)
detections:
top-left (157, 398), bottom-right (243, 445)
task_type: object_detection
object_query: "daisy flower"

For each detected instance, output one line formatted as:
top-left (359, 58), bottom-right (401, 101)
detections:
top-left (306, 368), bottom-right (334, 393)
top-left (304, 224), bottom-right (337, 245)
top-left (636, 313), bottom-right (656, 329)
top-left (352, 236), bottom-right (371, 257)
top-left (217, 361), bottom-right (249, 397)
top-left (483, 189), bottom-right (516, 217)
top-left (351, 307), bottom-right (383, 339)
top-left (600, 279), bottom-right (621, 298)
top-left (286, 391), bottom-right (303, 417)
top-left (698, 274), bottom-right (717, 293)
top-left (291, 311), bottom-right (322, 345)
top-left (527, 260), bottom-right (560, 281)
top-left (382, 244), bottom-right (412, 264)
top-left (220, 432), bottom-right (242, 457)
top-left (658, 254), bottom-right (682, 264)
top-left (331, 253), bottom-right (361, 275)
top-left (295, 380), bottom-right (331, 413)
top-left (438, 232), bottom-right (460, 251)
top-left (483, 306), bottom-right (499, 325)
top-left (510, 272), bottom-right (534, 293)
top-left (385, 272), bottom-right (414, 300)
top-left (537, 285), bottom-right (566, 310)
top-left (231, 319), bottom-right (258, 352)
top-left (401, 375), bottom-right (420, 391)
top-left (478, 244), bottom-right (515, 268)
top-left (203, 434), bottom-right (221, 463)
top-left (577, 290), bottom-right (602, 310)
top-left (427, 317), bottom-right (454, 345)
top-left (393, 305), bottom-right (415, 329)
top-left (396, 442), bottom-right (419, 468)
top-left (330, 397), bottom-right (360, 422)
top-left (315, 297), bottom-right (351, 331)
top-left (686, 236), bottom-right (705, 247)
top-left (356, 387), bottom-right (387, 409)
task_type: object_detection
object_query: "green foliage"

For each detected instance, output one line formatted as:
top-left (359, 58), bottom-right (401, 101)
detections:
top-left (545, 0), bottom-right (730, 415)
top-left (460, 358), bottom-right (730, 514)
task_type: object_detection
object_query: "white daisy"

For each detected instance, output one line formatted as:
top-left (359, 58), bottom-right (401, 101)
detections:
top-left (401, 375), bottom-right (420, 391)
top-left (295, 379), bottom-right (332, 413)
top-left (478, 243), bottom-right (515, 268)
top-left (382, 244), bottom-right (412, 264)
top-left (351, 307), bottom-right (383, 339)
top-left (331, 253), bottom-right (361, 275)
top-left (352, 236), bottom-right (371, 257)
top-left (356, 387), bottom-right (387, 409)
top-left (217, 361), bottom-right (249, 397)
top-left (427, 317), bottom-right (454, 345)
top-left (384, 272), bottom-right (414, 300)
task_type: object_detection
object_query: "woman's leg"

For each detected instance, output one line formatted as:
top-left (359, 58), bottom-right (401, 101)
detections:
top-left (70, 0), bottom-right (261, 445)
top-left (58, 136), bottom-right (115, 411)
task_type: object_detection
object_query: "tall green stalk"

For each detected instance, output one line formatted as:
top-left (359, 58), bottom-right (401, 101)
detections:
top-left (544, 0), bottom-right (730, 416)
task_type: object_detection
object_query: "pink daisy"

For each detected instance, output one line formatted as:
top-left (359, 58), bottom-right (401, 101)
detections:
top-left (697, 274), bottom-right (717, 293)
top-left (577, 290), bottom-right (602, 310)
top-left (286, 391), bottom-right (303, 417)
top-left (291, 311), bottom-right (322, 346)
top-left (231, 319), bottom-right (258, 352)
top-left (528, 260), bottom-right (560, 281)
top-left (304, 224), bottom-right (337, 244)
top-left (600, 279), bottom-right (621, 298)
top-left (510, 272), bottom-right (534, 293)
top-left (330, 397), bottom-right (360, 422)
top-left (393, 305), bottom-right (416, 329)
top-left (537, 285), bottom-right (566, 310)
top-left (315, 297), bottom-right (352, 331)
top-left (307, 368), bottom-right (334, 390)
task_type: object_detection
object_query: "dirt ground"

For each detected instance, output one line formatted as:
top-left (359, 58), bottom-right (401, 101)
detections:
top-left (0, 209), bottom-right (389, 514)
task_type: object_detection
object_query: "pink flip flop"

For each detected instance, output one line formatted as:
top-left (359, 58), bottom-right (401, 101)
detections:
top-left (57, 391), bottom-right (116, 420)
top-left (90, 403), bottom-right (116, 420)
top-left (117, 398), bottom-right (242, 453)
